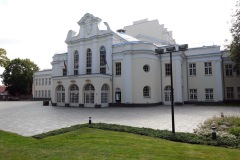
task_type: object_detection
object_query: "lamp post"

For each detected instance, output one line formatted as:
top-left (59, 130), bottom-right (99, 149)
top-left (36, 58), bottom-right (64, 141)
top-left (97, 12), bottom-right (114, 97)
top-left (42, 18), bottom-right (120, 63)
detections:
top-left (155, 44), bottom-right (188, 134)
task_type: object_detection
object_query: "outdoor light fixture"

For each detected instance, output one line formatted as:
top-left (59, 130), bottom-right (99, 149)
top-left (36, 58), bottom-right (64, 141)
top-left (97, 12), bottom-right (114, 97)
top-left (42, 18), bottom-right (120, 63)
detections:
top-left (89, 117), bottom-right (92, 124)
top-left (211, 123), bottom-right (217, 140)
top-left (155, 44), bottom-right (188, 134)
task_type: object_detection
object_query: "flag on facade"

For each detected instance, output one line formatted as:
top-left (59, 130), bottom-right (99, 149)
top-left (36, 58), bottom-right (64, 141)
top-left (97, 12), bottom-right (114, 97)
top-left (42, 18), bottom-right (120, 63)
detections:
top-left (64, 61), bottom-right (67, 69)
top-left (104, 56), bottom-right (109, 70)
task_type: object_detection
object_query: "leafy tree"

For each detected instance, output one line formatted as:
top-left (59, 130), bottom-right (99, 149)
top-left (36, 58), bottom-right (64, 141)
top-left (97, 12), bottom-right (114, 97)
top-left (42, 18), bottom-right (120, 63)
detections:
top-left (230, 1), bottom-right (240, 67)
top-left (0, 48), bottom-right (10, 67)
top-left (1, 58), bottom-right (39, 96)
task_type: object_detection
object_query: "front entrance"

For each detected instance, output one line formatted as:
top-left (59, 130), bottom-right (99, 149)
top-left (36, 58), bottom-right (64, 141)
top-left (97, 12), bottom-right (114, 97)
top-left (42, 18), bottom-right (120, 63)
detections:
top-left (84, 84), bottom-right (95, 107)
top-left (164, 86), bottom-right (172, 105)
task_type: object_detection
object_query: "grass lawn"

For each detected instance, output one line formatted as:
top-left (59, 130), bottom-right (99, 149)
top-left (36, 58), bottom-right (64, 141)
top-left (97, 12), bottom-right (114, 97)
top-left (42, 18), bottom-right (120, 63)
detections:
top-left (0, 128), bottom-right (240, 160)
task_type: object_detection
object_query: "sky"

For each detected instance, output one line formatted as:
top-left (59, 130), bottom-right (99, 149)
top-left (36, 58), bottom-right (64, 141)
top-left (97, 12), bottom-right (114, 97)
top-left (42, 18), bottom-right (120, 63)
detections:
top-left (0, 0), bottom-right (237, 71)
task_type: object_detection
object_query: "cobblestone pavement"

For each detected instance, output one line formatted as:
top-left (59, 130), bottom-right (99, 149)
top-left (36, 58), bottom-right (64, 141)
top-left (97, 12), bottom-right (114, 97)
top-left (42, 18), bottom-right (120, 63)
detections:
top-left (0, 101), bottom-right (239, 136)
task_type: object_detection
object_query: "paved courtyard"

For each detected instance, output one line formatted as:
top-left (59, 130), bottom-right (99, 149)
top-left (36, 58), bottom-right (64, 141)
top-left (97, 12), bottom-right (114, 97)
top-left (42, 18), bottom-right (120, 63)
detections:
top-left (0, 101), bottom-right (239, 136)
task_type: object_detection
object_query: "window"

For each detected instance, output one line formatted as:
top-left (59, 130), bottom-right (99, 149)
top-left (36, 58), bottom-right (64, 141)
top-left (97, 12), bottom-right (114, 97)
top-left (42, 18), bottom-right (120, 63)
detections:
top-left (189, 63), bottom-right (196, 76)
top-left (49, 78), bottom-right (51, 85)
top-left (35, 91), bottom-right (38, 97)
top-left (45, 78), bottom-right (48, 85)
top-left (143, 65), bottom-right (150, 72)
top-left (189, 89), bottom-right (197, 100)
top-left (225, 64), bottom-right (233, 76)
top-left (101, 84), bottom-right (109, 103)
top-left (63, 68), bottom-right (67, 76)
top-left (86, 49), bottom-right (92, 74)
top-left (115, 62), bottom-right (121, 76)
top-left (45, 90), bottom-right (47, 98)
top-left (69, 84), bottom-right (79, 103)
top-left (36, 79), bottom-right (38, 85)
top-left (38, 91), bottom-right (40, 97)
top-left (236, 67), bottom-right (240, 76)
top-left (205, 62), bottom-right (212, 75)
top-left (74, 51), bottom-right (79, 75)
top-left (165, 63), bottom-right (171, 76)
top-left (205, 88), bottom-right (213, 100)
top-left (100, 46), bottom-right (106, 74)
top-left (226, 87), bottom-right (234, 99)
top-left (42, 90), bottom-right (44, 97)
top-left (56, 85), bottom-right (65, 103)
top-left (143, 86), bottom-right (150, 97)
top-left (237, 87), bottom-right (240, 99)
top-left (42, 78), bottom-right (44, 85)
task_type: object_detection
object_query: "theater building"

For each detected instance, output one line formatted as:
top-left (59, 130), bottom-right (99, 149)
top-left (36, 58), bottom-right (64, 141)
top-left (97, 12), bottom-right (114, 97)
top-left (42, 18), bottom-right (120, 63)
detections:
top-left (32, 13), bottom-right (240, 107)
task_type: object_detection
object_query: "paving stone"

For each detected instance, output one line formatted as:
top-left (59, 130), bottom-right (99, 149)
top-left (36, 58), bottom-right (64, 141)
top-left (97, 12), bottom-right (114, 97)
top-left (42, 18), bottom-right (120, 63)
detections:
top-left (0, 102), bottom-right (239, 136)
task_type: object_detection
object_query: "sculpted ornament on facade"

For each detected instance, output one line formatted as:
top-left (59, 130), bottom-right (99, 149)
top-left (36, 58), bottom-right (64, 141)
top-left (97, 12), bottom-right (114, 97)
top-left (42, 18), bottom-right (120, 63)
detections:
top-left (85, 18), bottom-right (93, 35)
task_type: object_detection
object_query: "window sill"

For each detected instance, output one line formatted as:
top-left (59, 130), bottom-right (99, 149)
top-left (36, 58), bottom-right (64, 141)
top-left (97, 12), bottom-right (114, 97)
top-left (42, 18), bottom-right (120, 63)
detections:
top-left (144, 96), bottom-right (151, 98)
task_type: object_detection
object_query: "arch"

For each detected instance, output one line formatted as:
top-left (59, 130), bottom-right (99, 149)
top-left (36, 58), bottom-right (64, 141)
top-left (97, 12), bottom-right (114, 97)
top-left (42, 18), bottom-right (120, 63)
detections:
top-left (83, 84), bottom-right (95, 107)
top-left (86, 48), bottom-right (92, 74)
top-left (69, 84), bottom-right (79, 104)
top-left (101, 84), bottom-right (109, 103)
top-left (56, 85), bottom-right (65, 103)
top-left (143, 86), bottom-right (150, 97)
top-left (100, 46), bottom-right (106, 74)
top-left (74, 50), bottom-right (79, 75)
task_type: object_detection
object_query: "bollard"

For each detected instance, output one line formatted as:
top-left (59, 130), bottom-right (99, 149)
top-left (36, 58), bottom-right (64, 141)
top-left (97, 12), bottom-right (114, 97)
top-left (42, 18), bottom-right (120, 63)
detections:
top-left (89, 117), bottom-right (92, 124)
top-left (211, 124), bottom-right (217, 140)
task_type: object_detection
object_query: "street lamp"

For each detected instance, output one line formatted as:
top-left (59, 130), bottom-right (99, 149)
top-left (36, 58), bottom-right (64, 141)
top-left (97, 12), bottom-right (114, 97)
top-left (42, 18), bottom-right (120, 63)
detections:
top-left (155, 44), bottom-right (188, 134)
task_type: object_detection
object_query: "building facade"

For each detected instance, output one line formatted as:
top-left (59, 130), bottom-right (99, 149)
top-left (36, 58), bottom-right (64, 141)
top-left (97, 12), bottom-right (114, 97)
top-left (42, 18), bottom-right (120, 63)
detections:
top-left (32, 13), bottom-right (240, 107)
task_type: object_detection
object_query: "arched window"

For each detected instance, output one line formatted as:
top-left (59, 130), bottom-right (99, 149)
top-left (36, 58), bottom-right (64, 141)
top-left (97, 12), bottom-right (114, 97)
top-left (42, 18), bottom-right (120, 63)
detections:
top-left (101, 84), bottom-right (109, 103)
top-left (56, 85), bottom-right (65, 103)
top-left (100, 46), bottom-right (106, 74)
top-left (143, 86), bottom-right (150, 97)
top-left (69, 84), bottom-right (79, 103)
top-left (164, 85), bottom-right (172, 102)
top-left (86, 49), bottom-right (92, 74)
top-left (84, 84), bottom-right (95, 104)
top-left (74, 51), bottom-right (79, 75)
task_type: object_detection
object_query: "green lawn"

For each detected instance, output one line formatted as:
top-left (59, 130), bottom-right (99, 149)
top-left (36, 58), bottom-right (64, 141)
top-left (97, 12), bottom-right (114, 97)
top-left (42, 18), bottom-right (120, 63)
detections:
top-left (0, 128), bottom-right (240, 160)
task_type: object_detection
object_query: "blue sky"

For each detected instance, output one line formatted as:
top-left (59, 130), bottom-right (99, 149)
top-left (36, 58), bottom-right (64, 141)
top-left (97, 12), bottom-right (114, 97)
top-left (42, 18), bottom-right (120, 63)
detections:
top-left (0, 0), bottom-right (236, 71)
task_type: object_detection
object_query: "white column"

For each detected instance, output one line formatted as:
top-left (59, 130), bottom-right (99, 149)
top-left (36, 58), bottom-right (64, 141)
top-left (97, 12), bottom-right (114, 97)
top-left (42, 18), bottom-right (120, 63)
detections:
top-left (175, 59), bottom-right (183, 103)
top-left (215, 60), bottom-right (223, 101)
top-left (106, 36), bottom-right (112, 74)
top-left (91, 39), bottom-right (98, 74)
top-left (123, 53), bottom-right (132, 103)
top-left (79, 43), bottom-right (85, 75)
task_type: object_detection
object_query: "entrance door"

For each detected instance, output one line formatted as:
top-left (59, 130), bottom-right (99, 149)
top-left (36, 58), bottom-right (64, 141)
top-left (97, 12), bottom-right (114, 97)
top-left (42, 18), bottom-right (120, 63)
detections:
top-left (164, 86), bottom-right (172, 105)
top-left (84, 84), bottom-right (95, 107)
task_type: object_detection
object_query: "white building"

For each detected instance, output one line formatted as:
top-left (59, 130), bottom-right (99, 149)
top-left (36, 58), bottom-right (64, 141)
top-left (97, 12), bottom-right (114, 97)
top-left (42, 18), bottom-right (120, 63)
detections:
top-left (32, 13), bottom-right (240, 107)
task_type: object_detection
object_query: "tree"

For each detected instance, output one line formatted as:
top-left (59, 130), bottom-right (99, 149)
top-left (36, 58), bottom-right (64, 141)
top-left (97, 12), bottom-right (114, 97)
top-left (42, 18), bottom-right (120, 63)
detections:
top-left (1, 58), bottom-right (39, 96)
top-left (0, 48), bottom-right (10, 67)
top-left (230, 1), bottom-right (240, 67)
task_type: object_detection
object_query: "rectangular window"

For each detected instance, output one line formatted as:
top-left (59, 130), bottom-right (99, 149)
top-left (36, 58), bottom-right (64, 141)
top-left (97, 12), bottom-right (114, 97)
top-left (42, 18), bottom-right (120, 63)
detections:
top-left (236, 67), bottom-right (240, 76)
top-left (101, 93), bottom-right (108, 103)
top-left (115, 62), bottom-right (121, 76)
top-left (49, 78), bottom-right (51, 85)
top-left (205, 62), bottom-right (212, 75)
top-left (226, 87), bottom-right (234, 99)
top-left (225, 64), bottom-right (233, 76)
top-left (189, 89), bottom-right (197, 100)
top-left (42, 78), bottom-right (44, 85)
top-left (165, 63), bottom-right (171, 76)
top-left (36, 79), bottom-right (38, 85)
top-left (45, 78), bottom-right (47, 85)
top-left (205, 88), bottom-right (213, 100)
top-left (45, 90), bottom-right (47, 98)
top-left (38, 91), bottom-right (41, 97)
top-left (42, 90), bottom-right (44, 97)
top-left (189, 63), bottom-right (196, 76)
top-left (237, 87), bottom-right (240, 99)
top-left (63, 68), bottom-right (67, 76)
top-left (35, 91), bottom-right (38, 97)
top-left (74, 70), bottom-right (78, 75)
